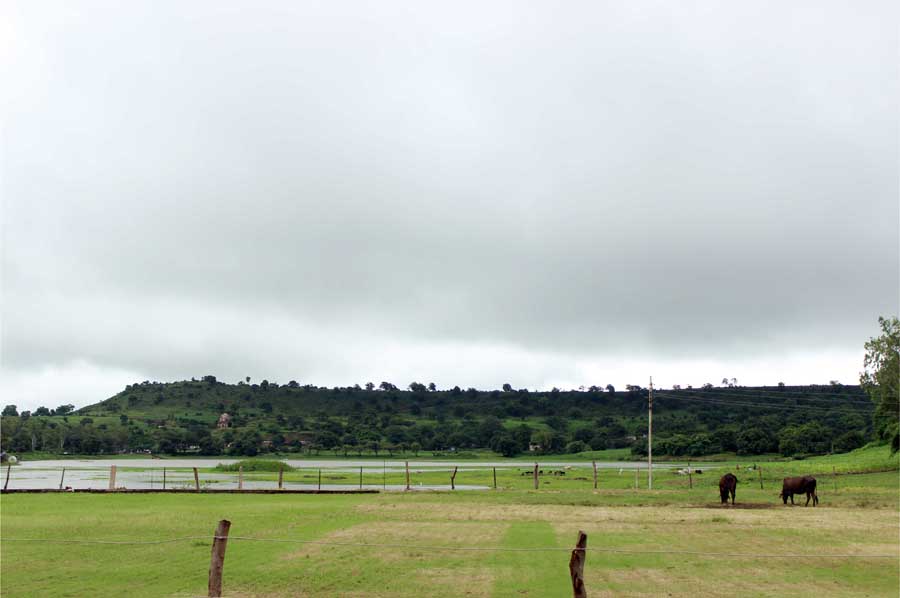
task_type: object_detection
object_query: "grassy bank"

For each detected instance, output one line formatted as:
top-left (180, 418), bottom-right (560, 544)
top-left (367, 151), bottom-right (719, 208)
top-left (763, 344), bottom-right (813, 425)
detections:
top-left (1, 448), bottom-right (897, 597)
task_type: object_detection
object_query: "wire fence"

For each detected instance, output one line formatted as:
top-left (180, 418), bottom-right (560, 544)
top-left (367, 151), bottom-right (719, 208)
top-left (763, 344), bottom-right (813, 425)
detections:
top-left (2, 534), bottom-right (896, 558)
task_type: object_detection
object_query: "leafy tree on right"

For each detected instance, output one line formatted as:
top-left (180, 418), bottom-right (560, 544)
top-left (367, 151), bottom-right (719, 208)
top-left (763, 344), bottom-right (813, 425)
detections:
top-left (861, 316), bottom-right (899, 453)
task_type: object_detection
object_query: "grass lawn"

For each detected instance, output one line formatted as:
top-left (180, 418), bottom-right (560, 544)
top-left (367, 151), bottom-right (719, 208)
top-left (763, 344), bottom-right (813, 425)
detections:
top-left (1, 449), bottom-right (897, 597)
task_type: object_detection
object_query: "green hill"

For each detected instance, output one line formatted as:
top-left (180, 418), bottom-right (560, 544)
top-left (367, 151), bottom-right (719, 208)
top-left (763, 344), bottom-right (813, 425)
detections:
top-left (1, 378), bottom-right (876, 458)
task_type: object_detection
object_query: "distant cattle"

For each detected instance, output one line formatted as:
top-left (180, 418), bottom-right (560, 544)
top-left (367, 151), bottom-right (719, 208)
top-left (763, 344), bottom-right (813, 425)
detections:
top-left (719, 473), bottom-right (738, 504)
top-left (781, 476), bottom-right (818, 506)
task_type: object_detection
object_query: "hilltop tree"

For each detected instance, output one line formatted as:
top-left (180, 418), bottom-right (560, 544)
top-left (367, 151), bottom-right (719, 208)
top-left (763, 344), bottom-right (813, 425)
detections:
top-left (2, 405), bottom-right (17, 417)
top-left (861, 316), bottom-right (900, 452)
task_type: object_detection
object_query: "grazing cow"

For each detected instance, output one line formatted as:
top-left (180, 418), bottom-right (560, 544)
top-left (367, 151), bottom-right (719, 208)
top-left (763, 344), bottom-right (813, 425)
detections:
top-left (719, 473), bottom-right (738, 505)
top-left (781, 476), bottom-right (818, 506)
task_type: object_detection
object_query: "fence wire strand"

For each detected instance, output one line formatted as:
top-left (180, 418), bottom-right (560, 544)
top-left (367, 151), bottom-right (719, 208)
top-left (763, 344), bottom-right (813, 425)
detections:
top-left (1, 536), bottom-right (895, 559)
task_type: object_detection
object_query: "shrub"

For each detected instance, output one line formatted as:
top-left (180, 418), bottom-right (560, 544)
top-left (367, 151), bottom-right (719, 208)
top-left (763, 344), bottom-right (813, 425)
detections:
top-left (214, 460), bottom-right (293, 472)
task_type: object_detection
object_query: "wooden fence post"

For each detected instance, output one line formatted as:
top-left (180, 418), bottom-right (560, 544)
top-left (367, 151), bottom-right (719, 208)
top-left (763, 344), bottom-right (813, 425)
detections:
top-left (758, 467), bottom-right (763, 490)
top-left (634, 466), bottom-right (638, 490)
top-left (108, 465), bottom-right (117, 491)
top-left (238, 465), bottom-right (243, 491)
top-left (3, 463), bottom-right (9, 490)
top-left (405, 461), bottom-right (410, 491)
top-left (493, 467), bottom-right (497, 490)
top-left (569, 530), bottom-right (588, 598)
top-left (278, 464), bottom-right (284, 490)
top-left (318, 469), bottom-right (321, 491)
top-left (193, 467), bottom-right (200, 492)
top-left (450, 466), bottom-right (458, 490)
top-left (359, 466), bottom-right (363, 490)
top-left (162, 468), bottom-right (166, 490)
top-left (59, 468), bottom-right (66, 490)
top-left (832, 466), bottom-right (837, 493)
top-left (207, 519), bottom-right (231, 598)
top-left (688, 461), bottom-right (693, 489)
top-left (533, 463), bottom-right (539, 490)
top-left (592, 460), bottom-right (598, 490)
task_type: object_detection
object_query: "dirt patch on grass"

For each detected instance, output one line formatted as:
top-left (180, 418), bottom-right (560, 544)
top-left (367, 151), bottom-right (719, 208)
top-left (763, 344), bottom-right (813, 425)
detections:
top-left (414, 567), bottom-right (493, 597)
top-left (686, 502), bottom-right (776, 510)
top-left (358, 502), bottom-right (899, 535)
top-left (284, 520), bottom-right (508, 561)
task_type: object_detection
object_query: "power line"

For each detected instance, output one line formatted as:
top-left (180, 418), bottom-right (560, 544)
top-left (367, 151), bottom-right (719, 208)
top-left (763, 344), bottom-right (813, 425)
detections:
top-left (1, 536), bottom-right (895, 559)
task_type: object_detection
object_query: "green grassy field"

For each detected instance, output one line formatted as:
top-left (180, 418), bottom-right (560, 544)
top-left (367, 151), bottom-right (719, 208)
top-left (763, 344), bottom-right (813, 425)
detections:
top-left (2, 447), bottom-right (897, 597)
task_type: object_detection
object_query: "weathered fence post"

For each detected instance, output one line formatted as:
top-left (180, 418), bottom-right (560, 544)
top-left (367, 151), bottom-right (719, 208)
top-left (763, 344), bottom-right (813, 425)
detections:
top-left (450, 466), bottom-right (458, 490)
top-left (832, 466), bottom-right (837, 493)
top-left (359, 466), bottom-right (363, 490)
top-left (493, 467), bottom-right (497, 489)
top-left (162, 468), bottom-right (166, 490)
top-left (3, 463), bottom-right (9, 490)
top-left (108, 465), bottom-right (117, 491)
top-left (533, 463), bottom-right (539, 490)
top-left (592, 460), bottom-right (598, 490)
top-left (193, 467), bottom-right (200, 492)
top-left (278, 464), bottom-right (284, 490)
top-left (634, 466), bottom-right (638, 490)
top-left (688, 461), bottom-right (693, 489)
top-left (59, 468), bottom-right (66, 490)
top-left (569, 530), bottom-right (588, 598)
top-left (405, 461), bottom-right (410, 491)
top-left (238, 465), bottom-right (243, 491)
top-left (208, 519), bottom-right (231, 598)
top-left (318, 469), bottom-right (322, 491)
top-left (758, 467), bottom-right (763, 490)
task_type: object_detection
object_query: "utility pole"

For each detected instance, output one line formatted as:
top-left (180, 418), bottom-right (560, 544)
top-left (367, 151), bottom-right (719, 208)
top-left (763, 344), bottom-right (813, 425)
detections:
top-left (648, 376), bottom-right (653, 490)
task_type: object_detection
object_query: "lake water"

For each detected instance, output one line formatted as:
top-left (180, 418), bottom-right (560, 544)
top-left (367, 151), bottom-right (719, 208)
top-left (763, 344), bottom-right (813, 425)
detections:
top-left (2, 457), bottom-right (683, 491)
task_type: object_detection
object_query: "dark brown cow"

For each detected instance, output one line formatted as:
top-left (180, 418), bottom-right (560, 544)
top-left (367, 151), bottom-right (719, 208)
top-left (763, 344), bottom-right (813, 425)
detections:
top-left (781, 476), bottom-right (818, 506)
top-left (719, 473), bottom-right (738, 504)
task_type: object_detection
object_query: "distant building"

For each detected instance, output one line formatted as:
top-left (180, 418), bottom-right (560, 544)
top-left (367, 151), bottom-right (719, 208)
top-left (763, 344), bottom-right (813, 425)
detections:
top-left (216, 413), bottom-right (232, 429)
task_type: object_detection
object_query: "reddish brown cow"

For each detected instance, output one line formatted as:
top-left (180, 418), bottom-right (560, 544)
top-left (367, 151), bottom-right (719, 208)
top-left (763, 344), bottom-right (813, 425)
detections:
top-left (781, 476), bottom-right (818, 506)
top-left (719, 473), bottom-right (738, 504)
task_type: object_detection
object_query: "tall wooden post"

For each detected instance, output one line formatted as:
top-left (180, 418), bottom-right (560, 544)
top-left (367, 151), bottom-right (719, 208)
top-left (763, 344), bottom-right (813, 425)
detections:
top-left (493, 467), bottom-right (497, 489)
top-left (592, 460), bottom-right (598, 489)
top-left (278, 464), bottom-right (284, 490)
top-left (193, 467), bottom-right (200, 492)
top-left (450, 466), bottom-right (458, 490)
top-left (832, 466), bottom-right (837, 493)
top-left (758, 467), bottom-right (763, 490)
top-left (634, 466), bottom-right (638, 490)
top-left (162, 468), bottom-right (166, 490)
top-left (108, 465), bottom-right (117, 491)
top-left (569, 530), bottom-right (588, 598)
top-left (359, 466), bottom-right (363, 490)
top-left (533, 463), bottom-right (539, 490)
top-left (59, 468), bottom-right (66, 490)
top-left (237, 465), bottom-right (243, 491)
top-left (3, 463), bottom-right (9, 490)
top-left (317, 469), bottom-right (321, 491)
top-left (405, 461), bottom-right (410, 491)
top-left (648, 376), bottom-right (653, 490)
top-left (207, 519), bottom-right (231, 597)
top-left (688, 461), bottom-right (693, 489)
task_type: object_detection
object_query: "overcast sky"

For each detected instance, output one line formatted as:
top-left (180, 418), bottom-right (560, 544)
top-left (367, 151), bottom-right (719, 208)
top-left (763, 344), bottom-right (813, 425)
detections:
top-left (1, 1), bottom-right (897, 411)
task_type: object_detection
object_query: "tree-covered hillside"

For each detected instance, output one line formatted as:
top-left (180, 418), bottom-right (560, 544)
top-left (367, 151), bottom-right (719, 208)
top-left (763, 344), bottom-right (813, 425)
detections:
top-left (0, 377), bottom-right (875, 458)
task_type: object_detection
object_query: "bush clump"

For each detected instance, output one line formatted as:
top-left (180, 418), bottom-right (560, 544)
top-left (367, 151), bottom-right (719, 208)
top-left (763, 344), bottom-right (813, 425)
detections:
top-left (214, 460), bottom-right (293, 472)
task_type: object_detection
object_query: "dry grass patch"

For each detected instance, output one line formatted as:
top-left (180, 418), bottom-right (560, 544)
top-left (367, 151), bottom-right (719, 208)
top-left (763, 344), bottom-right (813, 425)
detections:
top-left (414, 567), bottom-right (494, 597)
top-left (285, 520), bottom-right (509, 561)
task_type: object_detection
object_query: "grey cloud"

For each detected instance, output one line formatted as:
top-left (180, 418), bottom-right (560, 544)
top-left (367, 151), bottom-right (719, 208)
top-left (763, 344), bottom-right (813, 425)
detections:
top-left (2, 1), bottom-right (897, 401)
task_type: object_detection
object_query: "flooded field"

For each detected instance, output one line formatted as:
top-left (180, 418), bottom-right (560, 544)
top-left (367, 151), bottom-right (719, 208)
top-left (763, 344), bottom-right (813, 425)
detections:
top-left (2, 458), bottom-right (686, 491)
